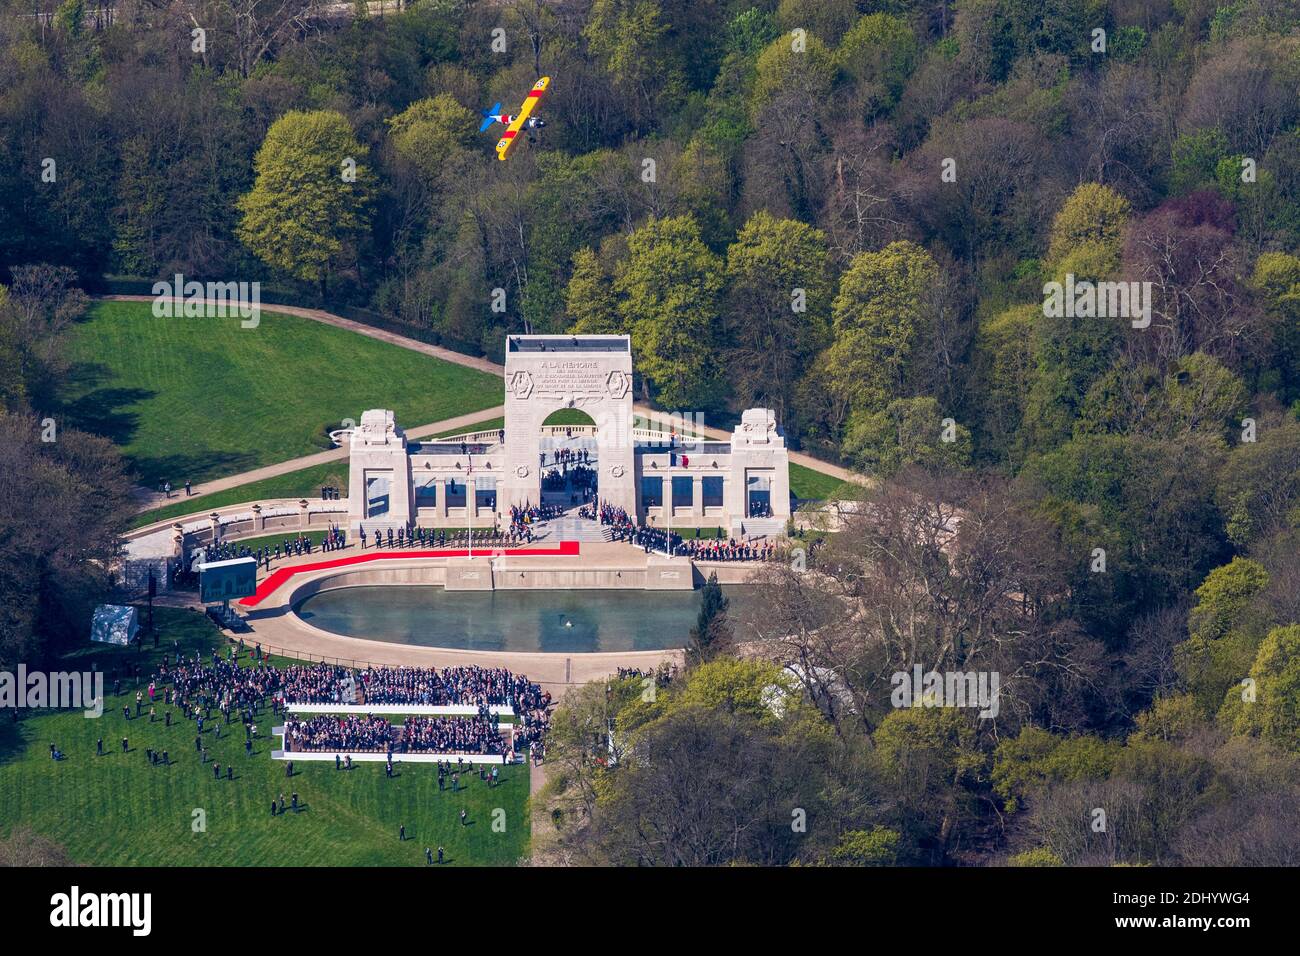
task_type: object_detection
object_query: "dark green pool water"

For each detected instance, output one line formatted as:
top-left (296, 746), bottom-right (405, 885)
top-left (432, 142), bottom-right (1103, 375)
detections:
top-left (294, 585), bottom-right (756, 653)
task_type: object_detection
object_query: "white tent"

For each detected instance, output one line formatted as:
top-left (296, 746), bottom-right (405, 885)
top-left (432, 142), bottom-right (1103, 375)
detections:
top-left (91, 605), bottom-right (139, 646)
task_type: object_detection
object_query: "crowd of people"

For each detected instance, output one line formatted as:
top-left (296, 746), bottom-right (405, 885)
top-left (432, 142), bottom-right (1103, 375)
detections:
top-left (678, 537), bottom-right (778, 562)
top-left (540, 446), bottom-right (590, 467)
top-left (160, 653), bottom-right (286, 724)
top-left (357, 524), bottom-right (524, 550)
top-left (400, 714), bottom-right (506, 755)
top-left (137, 653), bottom-right (552, 760)
top-left (616, 663), bottom-right (678, 687)
top-left (197, 528), bottom-right (347, 573)
top-left (283, 714), bottom-right (394, 753)
top-left (508, 502), bottom-right (562, 538)
top-left (279, 663), bottom-right (356, 704)
top-left (351, 664), bottom-right (551, 712)
top-left (159, 657), bottom-right (549, 716)
top-left (579, 500), bottom-right (777, 560)
top-left (282, 712), bottom-right (511, 756)
top-left (584, 502), bottom-right (634, 531)
top-left (542, 464), bottom-right (596, 500)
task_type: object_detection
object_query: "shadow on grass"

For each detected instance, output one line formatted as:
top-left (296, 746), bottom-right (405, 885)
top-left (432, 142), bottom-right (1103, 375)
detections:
top-left (0, 717), bottom-right (29, 769)
top-left (56, 362), bottom-right (152, 447)
top-left (134, 450), bottom-right (263, 491)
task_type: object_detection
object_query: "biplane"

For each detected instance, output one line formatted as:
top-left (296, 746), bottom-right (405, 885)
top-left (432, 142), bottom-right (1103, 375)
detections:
top-left (479, 76), bottom-right (550, 161)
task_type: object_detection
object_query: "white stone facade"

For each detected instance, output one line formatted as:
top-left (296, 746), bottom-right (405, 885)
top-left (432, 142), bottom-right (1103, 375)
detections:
top-left (346, 335), bottom-right (791, 536)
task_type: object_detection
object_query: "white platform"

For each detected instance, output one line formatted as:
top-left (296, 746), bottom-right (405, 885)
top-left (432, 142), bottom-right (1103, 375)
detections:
top-left (286, 703), bottom-right (515, 717)
top-left (272, 748), bottom-right (515, 765)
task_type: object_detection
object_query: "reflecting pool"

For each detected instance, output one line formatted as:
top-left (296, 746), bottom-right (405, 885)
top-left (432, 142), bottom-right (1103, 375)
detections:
top-left (294, 585), bottom-right (758, 653)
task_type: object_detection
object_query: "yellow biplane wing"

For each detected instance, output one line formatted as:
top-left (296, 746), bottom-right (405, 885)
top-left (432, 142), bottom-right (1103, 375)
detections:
top-left (495, 76), bottom-right (550, 161)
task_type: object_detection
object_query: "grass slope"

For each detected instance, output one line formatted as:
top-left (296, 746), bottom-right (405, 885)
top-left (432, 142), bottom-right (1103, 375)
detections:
top-left (789, 462), bottom-right (859, 501)
top-left (0, 609), bottom-right (529, 866)
top-left (64, 301), bottom-right (503, 487)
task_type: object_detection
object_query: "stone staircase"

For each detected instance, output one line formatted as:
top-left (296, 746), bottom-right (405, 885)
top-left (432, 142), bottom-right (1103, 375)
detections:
top-left (731, 517), bottom-right (787, 539)
top-left (539, 515), bottom-right (613, 543)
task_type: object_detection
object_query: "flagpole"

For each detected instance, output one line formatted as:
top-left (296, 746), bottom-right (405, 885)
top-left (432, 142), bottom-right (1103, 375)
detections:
top-left (467, 453), bottom-right (473, 558)
top-left (665, 474), bottom-right (671, 557)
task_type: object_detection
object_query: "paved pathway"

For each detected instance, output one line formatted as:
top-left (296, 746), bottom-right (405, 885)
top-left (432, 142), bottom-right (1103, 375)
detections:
top-left (105, 295), bottom-right (865, 509)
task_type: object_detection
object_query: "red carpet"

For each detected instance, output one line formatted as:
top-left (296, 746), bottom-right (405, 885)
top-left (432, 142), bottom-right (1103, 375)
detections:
top-left (238, 540), bottom-right (581, 608)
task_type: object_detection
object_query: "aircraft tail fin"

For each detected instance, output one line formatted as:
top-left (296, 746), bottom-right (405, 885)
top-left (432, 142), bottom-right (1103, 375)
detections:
top-left (478, 103), bottom-right (501, 133)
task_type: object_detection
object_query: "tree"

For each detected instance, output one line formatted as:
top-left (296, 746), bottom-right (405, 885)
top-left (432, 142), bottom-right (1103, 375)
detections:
top-left (613, 215), bottom-right (725, 410)
top-left (1026, 433), bottom-right (1229, 633)
top-left (821, 240), bottom-right (939, 417)
top-left (1251, 252), bottom-right (1300, 404)
top-left (872, 708), bottom-right (985, 864)
top-left (1219, 625), bottom-right (1300, 750)
top-left (1176, 558), bottom-right (1272, 718)
top-left (236, 110), bottom-right (371, 297)
top-left (565, 247), bottom-right (620, 335)
top-left (991, 726), bottom-right (1119, 814)
top-left (1170, 127), bottom-right (1230, 196)
top-left (1120, 192), bottom-right (1256, 369)
top-left (820, 127), bottom-right (911, 263)
top-left (212, 0), bottom-right (328, 79)
top-left (841, 396), bottom-right (971, 479)
top-left (912, 117), bottom-right (1055, 260)
top-left (686, 571), bottom-right (732, 664)
top-left (832, 826), bottom-right (901, 866)
top-left (775, 0), bottom-right (858, 45)
top-left (1181, 35), bottom-right (1300, 160)
top-left (52, 0), bottom-right (85, 39)
top-left (835, 13), bottom-right (918, 117)
top-left (723, 211), bottom-right (832, 427)
top-left (583, 0), bottom-right (685, 134)
top-left (0, 265), bottom-right (88, 414)
top-left (1216, 418), bottom-right (1300, 548)
top-left (751, 32), bottom-right (837, 119)
top-left (0, 826), bottom-right (73, 866)
top-left (541, 659), bottom-right (872, 866)
top-left (1045, 182), bottom-right (1131, 276)
top-left (386, 95), bottom-right (476, 187)
top-left (970, 304), bottom-right (1037, 464)
top-left (1022, 302), bottom-right (1120, 454)
top-left (746, 470), bottom-right (1096, 735)
top-left (1022, 738), bottom-right (1215, 865)
top-left (111, 136), bottom-right (167, 278)
top-left (744, 33), bottom-right (837, 218)
top-left (1073, 352), bottom-right (1247, 445)
top-left (1006, 847), bottom-right (1063, 866)
top-left (0, 412), bottom-right (132, 669)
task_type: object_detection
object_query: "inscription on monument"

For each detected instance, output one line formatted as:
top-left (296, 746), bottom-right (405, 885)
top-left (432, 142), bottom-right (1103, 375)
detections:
top-left (531, 361), bottom-right (608, 396)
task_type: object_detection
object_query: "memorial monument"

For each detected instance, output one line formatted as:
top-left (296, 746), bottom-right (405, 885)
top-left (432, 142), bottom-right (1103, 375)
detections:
top-left (346, 335), bottom-right (791, 538)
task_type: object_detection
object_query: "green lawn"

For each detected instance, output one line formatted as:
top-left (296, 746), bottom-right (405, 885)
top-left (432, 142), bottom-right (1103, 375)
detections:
top-left (214, 529), bottom-right (338, 554)
top-left (675, 527), bottom-right (725, 539)
top-left (64, 300), bottom-right (503, 488)
top-left (0, 609), bottom-right (530, 866)
top-left (130, 416), bottom-right (509, 529)
top-left (542, 408), bottom-right (597, 426)
top-left (790, 462), bottom-right (860, 501)
top-left (433, 416), bottom-right (504, 436)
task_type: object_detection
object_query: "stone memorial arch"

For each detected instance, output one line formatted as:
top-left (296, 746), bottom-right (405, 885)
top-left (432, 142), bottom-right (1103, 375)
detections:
top-left (501, 335), bottom-right (636, 515)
